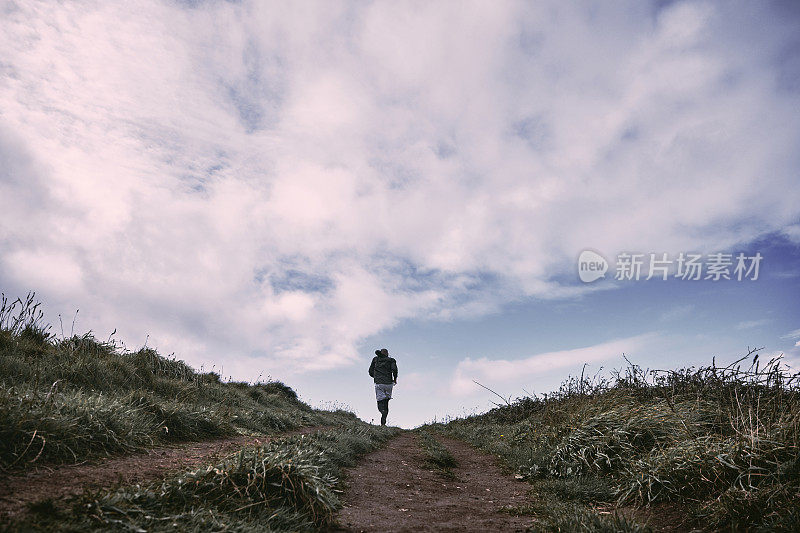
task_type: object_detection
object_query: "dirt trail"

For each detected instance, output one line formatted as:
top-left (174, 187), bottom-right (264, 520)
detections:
top-left (333, 433), bottom-right (533, 532)
top-left (0, 426), bottom-right (326, 520)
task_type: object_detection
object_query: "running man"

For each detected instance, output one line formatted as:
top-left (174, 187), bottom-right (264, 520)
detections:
top-left (368, 348), bottom-right (398, 426)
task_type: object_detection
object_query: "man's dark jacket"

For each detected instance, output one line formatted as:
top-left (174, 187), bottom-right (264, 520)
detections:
top-left (369, 354), bottom-right (398, 384)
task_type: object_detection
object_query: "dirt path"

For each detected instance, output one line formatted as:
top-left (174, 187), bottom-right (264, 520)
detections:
top-left (333, 433), bottom-right (533, 532)
top-left (0, 427), bottom-right (326, 520)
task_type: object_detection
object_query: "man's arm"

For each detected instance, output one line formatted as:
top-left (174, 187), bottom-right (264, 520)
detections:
top-left (368, 357), bottom-right (376, 378)
top-left (391, 359), bottom-right (398, 383)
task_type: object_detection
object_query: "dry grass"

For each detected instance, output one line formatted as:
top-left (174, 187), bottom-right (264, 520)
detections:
top-left (0, 293), bottom-right (357, 470)
top-left (0, 293), bottom-right (401, 531)
top-left (438, 350), bottom-right (800, 531)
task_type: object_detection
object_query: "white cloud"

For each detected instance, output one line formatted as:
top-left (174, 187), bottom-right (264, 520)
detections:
top-left (1, 1), bottom-right (799, 377)
top-left (449, 334), bottom-right (656, 396)
top-left (736, 319), bottom-right (769, 330)
top-left (781, 329), bottom-right (800, 340)
top-left (3, 249), bottom-right (84, 295)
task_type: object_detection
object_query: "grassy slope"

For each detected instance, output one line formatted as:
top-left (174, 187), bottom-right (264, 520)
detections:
top-left (0, 294), bottom-right (399, 531)
top-left (433, 355), bottom-right (800, 532)
top-left (17, 427), bottom-right (398, 532)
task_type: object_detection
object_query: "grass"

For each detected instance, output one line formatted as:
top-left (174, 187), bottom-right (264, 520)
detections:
top-left (434, 351), bottom-right (800, 531)
top-left (11, 425), bottom-right (399, 532)
top-left (0, 293), bottom-right (401, 531)
top-left (6, 292), bottom-right (799, 531)
top-left (502, 489), bottom-right (650, 533)
top-left (416, 429), bottom-right (458, 478)
top-left (0, 293), bottom-right (359, 470)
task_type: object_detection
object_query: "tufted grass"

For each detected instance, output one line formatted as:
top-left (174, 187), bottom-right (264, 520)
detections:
top-left (10, 425), bottom-right (399, 532)
top-left (435, 350), bottom-right (800, 531)
top-left (0, 293), bottom-right (358, 469)
top-left (417, 429), bottom-right (458, 478)
top-left (0, 293), bottom-right (401, 532)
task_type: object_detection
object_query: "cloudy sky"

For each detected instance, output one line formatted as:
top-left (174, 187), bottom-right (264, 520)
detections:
top-left (1, 0), bottom-right (799, 427)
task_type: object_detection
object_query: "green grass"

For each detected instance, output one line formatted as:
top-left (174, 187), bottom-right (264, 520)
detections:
top-left (502, 489), bottom-right (650, 533)
top-left (7, 293), bottom-right (799, 531)
top-left (416, 429), bottom-right (458, 478)
top-left (434, 352), bottom-right (800, 531)
top-left (0, 293), bottom-right (402, 531)
top-left (0, 293), bottom-right (360, 470)
top-left (10, 425), bottom-right (399, 532)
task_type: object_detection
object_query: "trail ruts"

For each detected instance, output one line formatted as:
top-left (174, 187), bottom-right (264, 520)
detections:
top-left (333, 432), bottom-right (532, 532)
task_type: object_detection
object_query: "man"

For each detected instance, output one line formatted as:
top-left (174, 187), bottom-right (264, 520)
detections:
top-left (368, 348), bottom-right (398, 426)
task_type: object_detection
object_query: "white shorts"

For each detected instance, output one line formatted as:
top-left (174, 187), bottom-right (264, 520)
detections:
top-left (375, 383), bottom-right (393, 401)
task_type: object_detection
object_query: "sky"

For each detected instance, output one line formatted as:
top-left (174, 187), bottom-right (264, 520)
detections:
top-left (1, 0), bottom-right (799, 427)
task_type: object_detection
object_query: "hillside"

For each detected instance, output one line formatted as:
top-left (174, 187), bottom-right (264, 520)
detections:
top-left (0, 294), bottom-right (399, 531)
top-left (3, 293), bottom-right (799, 532)
top-left (430, 354), bottom-right (800, 531)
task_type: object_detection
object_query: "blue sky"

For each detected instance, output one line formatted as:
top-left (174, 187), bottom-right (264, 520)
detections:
top-left (1, 1), bottom-right (798, 427)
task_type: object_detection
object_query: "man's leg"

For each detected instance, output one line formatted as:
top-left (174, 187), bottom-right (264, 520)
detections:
top-left (378, 399), bottom-right (388, 425)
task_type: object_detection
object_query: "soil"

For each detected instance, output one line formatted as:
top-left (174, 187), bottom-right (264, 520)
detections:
top-left (0, 427), bottom-right (325, 521)
top-left (332, 433), bottom-right (534, 532)
top-left (2, 429), bottom-right (674, 532)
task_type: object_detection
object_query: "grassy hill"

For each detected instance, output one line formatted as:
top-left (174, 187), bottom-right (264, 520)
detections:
top-left (431, 353), bottom-right (800, 531)
top-left (4, 292), bottom-right (799, 531)
top-left (0, 294), bottom-right (398, 531)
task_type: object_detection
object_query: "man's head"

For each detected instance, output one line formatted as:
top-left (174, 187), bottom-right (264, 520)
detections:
top-left (375, 348), bottom-right (389, 357)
